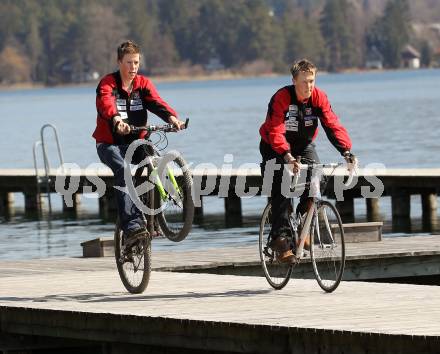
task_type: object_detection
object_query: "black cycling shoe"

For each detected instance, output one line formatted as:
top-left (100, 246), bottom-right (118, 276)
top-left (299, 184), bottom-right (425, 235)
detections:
top-left (124, 227), bottom-right (149, 246)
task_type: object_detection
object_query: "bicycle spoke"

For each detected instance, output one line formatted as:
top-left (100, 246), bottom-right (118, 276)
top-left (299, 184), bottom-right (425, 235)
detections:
top-left (259, 203), bottom-right (293, 290)
top-left (114, 227), bottom-right (151, 294)
top-left (310, 201), bottom-right (345, 292)
top-left (156, 155), bottom-right (194, 242)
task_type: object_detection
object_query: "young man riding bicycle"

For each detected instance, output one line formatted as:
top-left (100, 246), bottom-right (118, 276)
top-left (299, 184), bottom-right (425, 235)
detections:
top-left (259, 59), bottom-right (357, 263)
top-left (93, 40), bottom-right (185, 243)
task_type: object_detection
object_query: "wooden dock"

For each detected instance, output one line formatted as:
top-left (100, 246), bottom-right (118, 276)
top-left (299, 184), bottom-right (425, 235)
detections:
top-left (154, 234), bottom-right (440, 283)
top-left (0, 167), bottom-right (439, 225)
top-left (0, 235), bottom-right (440, 353)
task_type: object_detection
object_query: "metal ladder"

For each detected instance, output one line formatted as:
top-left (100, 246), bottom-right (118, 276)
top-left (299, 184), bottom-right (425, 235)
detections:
top-left (33, 124), bottom-right (64, 213)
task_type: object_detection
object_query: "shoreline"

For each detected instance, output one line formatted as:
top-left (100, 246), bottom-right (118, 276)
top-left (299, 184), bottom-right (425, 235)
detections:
top-left (0, 67), bottom-right (437, 91)
top-left (0, 71), bottom-right (282, 92)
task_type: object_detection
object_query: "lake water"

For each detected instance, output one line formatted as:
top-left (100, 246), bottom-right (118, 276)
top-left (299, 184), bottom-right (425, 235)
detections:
top-left (1, 69), bottom-right (439, 260)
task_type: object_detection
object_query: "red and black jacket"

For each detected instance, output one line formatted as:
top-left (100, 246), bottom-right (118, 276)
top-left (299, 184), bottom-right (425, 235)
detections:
top-left (93, 71), bottom-right (178, 144)
top-left (259, 85), bottom-right (352, 156)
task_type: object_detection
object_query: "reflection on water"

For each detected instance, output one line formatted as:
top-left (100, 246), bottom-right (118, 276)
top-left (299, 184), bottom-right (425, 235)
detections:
top-left (0, 208), bottom-right (259, 260)
top-left (1, 196), bottom-right (439, 261)
top-left (0, 211), bottom-right (112, 260)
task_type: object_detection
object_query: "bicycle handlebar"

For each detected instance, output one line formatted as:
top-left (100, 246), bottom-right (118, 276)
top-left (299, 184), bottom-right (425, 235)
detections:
top-left (129, 118), bottom-right (189, 134)
top-left (290, 156), bottom-right (356, 188)
top-left (344, 165), bottom-right (357, 187)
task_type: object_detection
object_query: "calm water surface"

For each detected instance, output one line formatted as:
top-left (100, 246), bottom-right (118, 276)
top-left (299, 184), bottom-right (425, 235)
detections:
top-left (0, 69), bottom-right (439, 260)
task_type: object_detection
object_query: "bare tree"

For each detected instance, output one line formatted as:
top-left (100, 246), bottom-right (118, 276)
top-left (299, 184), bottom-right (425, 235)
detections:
top-left (0, 44), bottom-right (31, 84)
top-left (81, 4), bottom-right (129, 77)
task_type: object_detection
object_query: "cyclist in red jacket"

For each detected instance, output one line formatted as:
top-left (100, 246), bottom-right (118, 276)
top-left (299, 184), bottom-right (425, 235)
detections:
top-left (93, 40), bottom-right (185, 242)
top-left (259, 59), bottom-right (356, 263)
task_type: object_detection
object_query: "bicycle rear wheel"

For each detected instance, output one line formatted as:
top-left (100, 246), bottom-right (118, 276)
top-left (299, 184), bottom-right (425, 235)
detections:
top-left (259, 203), bottom-right (293, 290)
top-left (156, 155), bottom-right (194, 242)
top-left (310, 200), bottom-right (345, 292)
top-left (114, 223), bottom-right (151, 294)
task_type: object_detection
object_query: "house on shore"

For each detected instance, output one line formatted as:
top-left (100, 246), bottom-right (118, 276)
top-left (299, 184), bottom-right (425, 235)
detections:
top-left (401, 44), bottom-right (421, 69)
top-left (365, 46), bottom-right (383, 69)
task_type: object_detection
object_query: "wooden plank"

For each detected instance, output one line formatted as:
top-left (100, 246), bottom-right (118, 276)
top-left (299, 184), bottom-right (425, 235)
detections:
top-left (80, 237), bottom-right (114, 257)
top-left (7, 234), bottom-right (440, 283)
top-left (80, 221), bottom-right (381, 259)
top-left (65, 234), bottom-right (440, 266)
top-left (343, 221), bottom-right (382, 242)
top-left (0, 268), bottom-right (439, 354)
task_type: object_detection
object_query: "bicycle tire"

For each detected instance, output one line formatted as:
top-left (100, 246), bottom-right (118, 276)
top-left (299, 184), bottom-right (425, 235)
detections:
top-left (156, 155), bottom-right (194, 242)
top-left (310, 200), bottom-right (345, 292)
top-left (114, 222), bottom-right (151, 294)
top-left (259, 203), bottom-right (293, 290)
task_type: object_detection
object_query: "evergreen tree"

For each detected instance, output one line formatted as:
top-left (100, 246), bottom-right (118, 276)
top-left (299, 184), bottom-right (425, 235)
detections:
top-left (159, 0), bottom-right (201, 65)
top-left (38, 0), bottom-right (68, 84)
top-left (239, 0), bottom-right (284, 68)
top-left (24, 14), bottom-right (43, 81)
top-left (0, 1), bottom-right (22, 51)
top-left (0, 0), bottom-right (429, 85)
top-left (282, 4), bottom-right (326, 68)
top-left (366, 0), bottom-right (412, 68)
top-left (190, 0), bottom-right (224, 65)
top-left (419, 40), bottom-right (432, 67)
top-left (320, 0), bottom-right (357, 71)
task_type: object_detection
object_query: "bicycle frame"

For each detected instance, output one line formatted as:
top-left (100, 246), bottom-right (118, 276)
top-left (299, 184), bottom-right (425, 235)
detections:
top-left (149, 154), bottom-right (183, 203)
top-left (294, 200), bottom-right (316, 257)
top-left (288, 161), bottom-right (349, 258)
top-left (130, 121), bottom-right (188, 204)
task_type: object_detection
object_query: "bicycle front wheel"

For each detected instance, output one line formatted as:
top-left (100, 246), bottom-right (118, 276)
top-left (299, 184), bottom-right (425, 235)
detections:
top-left (259, 203), bottom-right (293, 290)
top-left (114, 223), bottom-right (151, 294)
top-left (156, 155), bottom-right (194, 242)
top-left (310, 200), bottom-right (345, 292)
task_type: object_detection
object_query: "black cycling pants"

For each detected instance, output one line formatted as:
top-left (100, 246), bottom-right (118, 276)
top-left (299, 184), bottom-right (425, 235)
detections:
top-left (259, 140), bottom-right (319, 237)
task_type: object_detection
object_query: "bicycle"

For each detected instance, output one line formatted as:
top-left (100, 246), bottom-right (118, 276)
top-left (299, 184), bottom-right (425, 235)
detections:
top-left (259, 157), bottom-right (353, 292)
top-left (114, 119), bottom-right (194, 294)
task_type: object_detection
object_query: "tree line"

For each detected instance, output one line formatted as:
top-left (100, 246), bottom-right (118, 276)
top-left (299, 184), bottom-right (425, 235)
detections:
top-left (0, 0), bottom-right (424, 85)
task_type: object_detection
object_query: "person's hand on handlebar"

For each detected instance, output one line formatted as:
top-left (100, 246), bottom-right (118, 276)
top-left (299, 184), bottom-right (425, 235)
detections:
top-left (113, 116), bottom-right (131, 135)
top-left (169, 115), bottom-right (186, 131)
top-left (284, 153), bottom-right (300, 174)
top-left (343, 151), bottom-right (358, 172)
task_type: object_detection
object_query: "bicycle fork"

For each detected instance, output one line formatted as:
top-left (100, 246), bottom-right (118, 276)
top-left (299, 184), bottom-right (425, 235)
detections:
top-left (295, 203), bottom-right (315, 257)
top-left (150, 165), bottom-right (183, 205)
top-left (311, 201), bottom-right (337, 251)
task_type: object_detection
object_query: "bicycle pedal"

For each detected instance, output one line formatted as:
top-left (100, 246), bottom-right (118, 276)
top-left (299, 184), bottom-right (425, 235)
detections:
top-left (126, 232), bottom-right (149, 246)
top-left (289, 255), bottom-right (300, 264)
top-left (295, 249), bottom-right (307, 258)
